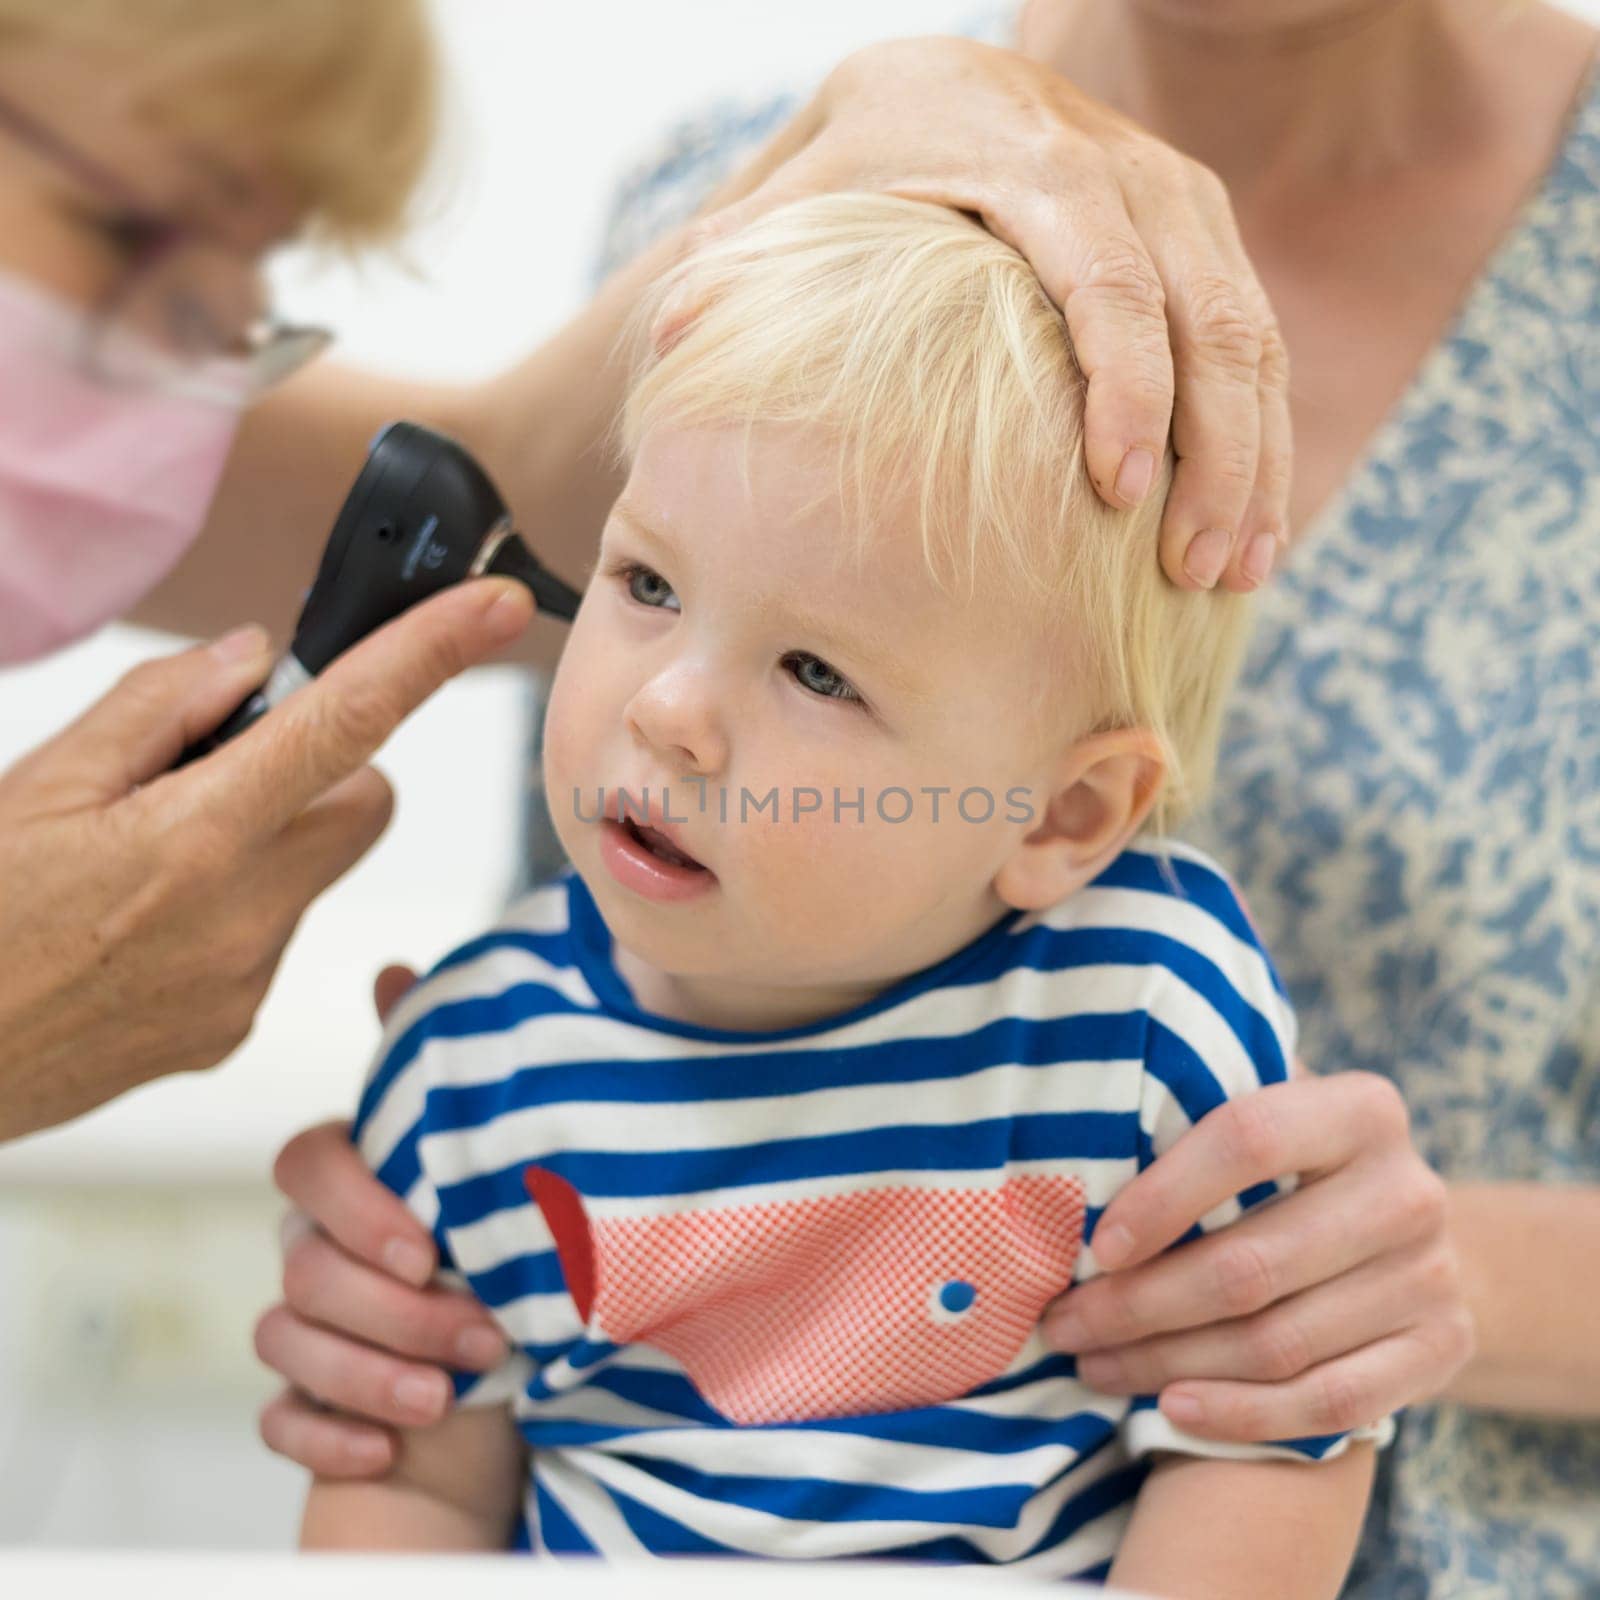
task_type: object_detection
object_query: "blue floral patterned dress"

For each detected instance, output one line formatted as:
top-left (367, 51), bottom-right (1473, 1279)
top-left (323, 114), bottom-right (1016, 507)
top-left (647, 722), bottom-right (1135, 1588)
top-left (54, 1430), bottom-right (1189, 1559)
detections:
top-left (522, 15), bottom-right (1600, 1594)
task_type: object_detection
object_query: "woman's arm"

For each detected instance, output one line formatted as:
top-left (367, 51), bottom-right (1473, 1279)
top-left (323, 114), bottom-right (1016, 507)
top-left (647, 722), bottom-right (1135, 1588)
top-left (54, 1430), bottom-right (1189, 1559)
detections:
top-left (301, 1403), bottom-right (523, 1551)
top-left (1442, 1183), bottom-right (1600, 1417)
top-left (131, 224), bottom-right (689, 669)
top-left (1109, 1447), bottom-right (1375, 1600)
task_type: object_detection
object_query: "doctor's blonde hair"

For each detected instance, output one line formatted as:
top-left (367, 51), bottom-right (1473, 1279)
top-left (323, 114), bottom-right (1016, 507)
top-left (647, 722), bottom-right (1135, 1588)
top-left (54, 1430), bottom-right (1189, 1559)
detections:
top-left (0, 0), bottom-right (437, 243)
top-left (623, 194), bottom-right (1254, 831)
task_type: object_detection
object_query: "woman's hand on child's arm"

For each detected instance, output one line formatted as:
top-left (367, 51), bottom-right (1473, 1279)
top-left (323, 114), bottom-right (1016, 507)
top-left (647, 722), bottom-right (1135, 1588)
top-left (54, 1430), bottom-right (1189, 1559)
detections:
top-left (257, 1110), bottom-right (510, 1476)
top-left (671, 36), bottom-right (1288, 593)
top-left (301, 1404), bottom-right (524, 1551)
top-left (1108, 1446), bottom-right (1376, 1600)
top-left (1044, 1069), bottom-right (1475, 1441)
top-left (257, 966), bottom-right (510, 1477)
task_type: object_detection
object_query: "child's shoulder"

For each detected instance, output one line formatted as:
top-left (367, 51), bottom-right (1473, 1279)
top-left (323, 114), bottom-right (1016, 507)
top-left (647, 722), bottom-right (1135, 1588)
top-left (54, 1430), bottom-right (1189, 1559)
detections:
top-left (1017, 839), bottom-right (1278, 963)
top-left (358, 875), bottom-right (590, 1086)
top-left (418, 873), bottom-right (583, 1003)
top-left (351, 874), bottom-right (606, 1155)
top-left (382, 875), bottom-right (574, 1024)
top-left (1001, 839), bottom-right (1295, 1062)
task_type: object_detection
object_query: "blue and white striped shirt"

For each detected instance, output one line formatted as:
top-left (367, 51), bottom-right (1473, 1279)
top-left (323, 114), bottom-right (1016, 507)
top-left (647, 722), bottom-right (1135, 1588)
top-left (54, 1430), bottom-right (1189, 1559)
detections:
top-left (353, 841), bottom-right (1373, 1575)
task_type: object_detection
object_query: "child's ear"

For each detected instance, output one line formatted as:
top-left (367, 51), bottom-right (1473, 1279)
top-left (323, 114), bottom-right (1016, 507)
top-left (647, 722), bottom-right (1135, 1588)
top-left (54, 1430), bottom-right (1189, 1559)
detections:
top-left (993, 730), bottom-right (1166, 912)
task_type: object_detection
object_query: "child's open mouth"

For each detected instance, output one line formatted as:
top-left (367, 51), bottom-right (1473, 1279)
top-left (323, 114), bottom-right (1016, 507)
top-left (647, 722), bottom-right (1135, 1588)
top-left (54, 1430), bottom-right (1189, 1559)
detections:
top-left (623, 817), bottom-right (704, 871)
top-left (599, 815), bottom-right (715, 903)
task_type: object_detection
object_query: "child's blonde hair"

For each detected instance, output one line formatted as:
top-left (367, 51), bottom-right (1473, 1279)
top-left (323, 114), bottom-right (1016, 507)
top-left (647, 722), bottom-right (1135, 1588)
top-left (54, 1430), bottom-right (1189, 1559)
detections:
top-left (0, 0), bottom-right (437, 244)
top-left (623, 194), bottom-right (1253, 831)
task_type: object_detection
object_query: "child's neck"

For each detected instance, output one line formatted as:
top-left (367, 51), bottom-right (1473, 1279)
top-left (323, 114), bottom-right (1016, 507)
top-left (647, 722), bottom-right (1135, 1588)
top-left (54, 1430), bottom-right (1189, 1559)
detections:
top-left (611, 943), bottom-right (893, 1034)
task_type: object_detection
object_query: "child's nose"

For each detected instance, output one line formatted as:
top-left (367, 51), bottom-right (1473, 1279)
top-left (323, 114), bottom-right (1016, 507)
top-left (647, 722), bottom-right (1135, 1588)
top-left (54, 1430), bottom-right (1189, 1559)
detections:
top-left (624, 660), bottom-right (728, 777)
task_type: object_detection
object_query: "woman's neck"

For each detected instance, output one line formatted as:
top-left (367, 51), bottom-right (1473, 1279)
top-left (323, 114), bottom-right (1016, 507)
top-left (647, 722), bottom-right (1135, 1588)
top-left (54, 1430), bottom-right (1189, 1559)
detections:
top-left (1022, 0), bottom-right (1499, 195)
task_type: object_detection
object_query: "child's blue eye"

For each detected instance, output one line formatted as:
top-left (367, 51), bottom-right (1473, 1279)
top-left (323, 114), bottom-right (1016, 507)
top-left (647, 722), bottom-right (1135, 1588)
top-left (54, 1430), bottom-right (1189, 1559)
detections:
top-left (620, 561), bottom-right (679, 612)
top-left (784, 651), bottom-right (860, 704)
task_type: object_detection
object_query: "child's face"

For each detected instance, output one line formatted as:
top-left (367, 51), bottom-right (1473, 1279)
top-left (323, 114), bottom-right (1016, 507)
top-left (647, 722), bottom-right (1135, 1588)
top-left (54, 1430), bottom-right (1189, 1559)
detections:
top-left (543, 423), bottom-right (1079, 1025)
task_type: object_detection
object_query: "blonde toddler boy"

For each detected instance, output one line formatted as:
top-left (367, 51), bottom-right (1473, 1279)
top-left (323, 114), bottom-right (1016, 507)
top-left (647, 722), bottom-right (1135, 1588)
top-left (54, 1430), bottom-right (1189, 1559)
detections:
top-left (303, 195), bottom-right (1385, 1594)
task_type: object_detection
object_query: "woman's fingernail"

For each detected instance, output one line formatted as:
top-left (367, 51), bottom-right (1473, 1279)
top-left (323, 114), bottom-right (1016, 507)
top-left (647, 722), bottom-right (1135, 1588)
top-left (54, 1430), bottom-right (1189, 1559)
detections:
top-left (383, 1238), bottom-right (433, 1287)
top-left (456, 1325), bottom-right (507, 1370)
top-left (1162, 1392), bottom-right (1205, 1428)
top-left (1184, 528), bottom-right (1233, 588)
top-left (1093, 1222), bottom-right (1136, 1269)
top-left (1045, 1308), bottom-right (1089, 1352)
top-left (393, 1372), bottom-right (450, 1421)
top-left (484, 582), bottom-right (536, 641)
top-left (210, 624), bottom-right (269, 664)
top-left (1241, 531), bottom-right (1279, 587)
top-left (1114, 448), bottom-right (1155, 505)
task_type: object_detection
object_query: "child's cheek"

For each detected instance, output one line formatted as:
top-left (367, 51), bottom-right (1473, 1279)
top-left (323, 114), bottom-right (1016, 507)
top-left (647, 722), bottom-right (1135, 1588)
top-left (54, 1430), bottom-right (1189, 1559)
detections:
top-left (544, 593), bottom-right (626, 769)
top-left (541, 658), bottom-right (600, 832)
top-left (738, 799), bottom-right (898, 901)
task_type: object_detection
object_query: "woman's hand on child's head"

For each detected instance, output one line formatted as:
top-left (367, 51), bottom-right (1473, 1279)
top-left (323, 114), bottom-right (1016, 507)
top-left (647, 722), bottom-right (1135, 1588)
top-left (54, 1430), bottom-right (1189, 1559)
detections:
top-left (1042, 1070), bottom-right (1476, 1441)
top-left (671, 35), bottom-right (1289, 594)
top-left (255, 967), bottom-right (509, 1477)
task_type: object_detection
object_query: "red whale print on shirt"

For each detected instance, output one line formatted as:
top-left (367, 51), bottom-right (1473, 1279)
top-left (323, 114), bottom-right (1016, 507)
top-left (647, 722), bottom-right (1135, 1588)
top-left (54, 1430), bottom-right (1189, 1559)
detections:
top-left (523, 1166), bottom-right (1087, 1425)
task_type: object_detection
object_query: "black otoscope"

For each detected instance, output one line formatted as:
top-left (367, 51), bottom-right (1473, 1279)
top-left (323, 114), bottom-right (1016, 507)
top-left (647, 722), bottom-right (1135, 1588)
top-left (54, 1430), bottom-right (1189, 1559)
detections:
top-left (176, 422), bottom-right (582, 768)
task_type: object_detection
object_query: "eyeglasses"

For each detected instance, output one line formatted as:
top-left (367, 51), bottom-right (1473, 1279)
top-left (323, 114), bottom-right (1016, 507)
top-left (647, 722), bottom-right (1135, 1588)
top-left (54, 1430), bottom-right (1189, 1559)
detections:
top-left (0, 89), bottom-right (331, 403)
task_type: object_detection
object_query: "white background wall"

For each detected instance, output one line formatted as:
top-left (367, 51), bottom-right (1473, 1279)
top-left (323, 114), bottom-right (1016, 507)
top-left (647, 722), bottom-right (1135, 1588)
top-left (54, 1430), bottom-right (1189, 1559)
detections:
top-left (2, 0), bottom-right (1597, 1553)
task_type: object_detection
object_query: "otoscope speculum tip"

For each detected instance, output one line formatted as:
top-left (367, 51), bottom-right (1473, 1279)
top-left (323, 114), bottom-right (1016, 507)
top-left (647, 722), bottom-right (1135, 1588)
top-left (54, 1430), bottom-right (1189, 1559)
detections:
top-left (484, 530), bottom-right (583, 621)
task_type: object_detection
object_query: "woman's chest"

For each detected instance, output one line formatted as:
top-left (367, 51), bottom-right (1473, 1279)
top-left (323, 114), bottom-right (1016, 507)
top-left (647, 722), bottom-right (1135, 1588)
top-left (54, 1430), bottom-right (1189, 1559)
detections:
top-left (1190, 436), bottom-right (1600, 1170)
top-left (1209, 102), bottom-right (1600, 1038)
top-left (1246, 174), bottom-right (1560, 536)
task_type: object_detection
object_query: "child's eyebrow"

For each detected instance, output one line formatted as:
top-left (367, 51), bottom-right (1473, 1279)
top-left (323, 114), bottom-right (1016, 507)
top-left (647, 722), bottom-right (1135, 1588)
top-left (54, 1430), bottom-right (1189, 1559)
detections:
top-left (610, 499), bottom-right (928, 705)
top-left (611, 499), bottom-right (673, 554)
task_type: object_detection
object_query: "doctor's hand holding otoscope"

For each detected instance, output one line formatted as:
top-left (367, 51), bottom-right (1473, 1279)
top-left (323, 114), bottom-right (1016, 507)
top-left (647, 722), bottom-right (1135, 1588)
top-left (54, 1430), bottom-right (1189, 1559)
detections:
top-left (1, 420), bottom-right (577, 1143)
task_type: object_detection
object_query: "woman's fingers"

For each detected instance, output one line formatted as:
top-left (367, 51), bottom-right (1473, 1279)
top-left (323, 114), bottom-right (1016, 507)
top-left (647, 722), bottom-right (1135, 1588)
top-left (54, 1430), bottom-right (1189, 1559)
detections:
top-left (1227, 324), bottom-right (1294, 591)
top-left (1117, 161), bottom-right (1269, 587)
top-left (253, 1304), bottom-right (453, 1429)
top-left (1154, 1313), bottom-right (1476, 1443)
top-left (1085, 1073), bottom-right (1415, 1272)
top-left (273, 1122), bottom-right (437, 1288)
top-left (372, 963), bottom-right (419, 1024)
top-left (1074, 1234), bottom-right (1465, 1395)
top-left (1015, 183), bottom-right (1175, 515)
top-left (190, 577), bottom-right (532, 844)
top-left (11, 626), bottom-right (275, 808)
top-left (258, 1386), bottom-right (397, 1479)
top-left (1047, 1158), bottom-right (1446, 1352)
top-left (1031, 1068), bottom-right (1473, 1444)
top-left (673, 131), bottom-right (1175, 509)
top-left (281, 1226), bottom-right (506, 1371)
top-left (262, 1123), bottom-right (507, 1462)
top-left (264, 766), bottom-right (397, 915)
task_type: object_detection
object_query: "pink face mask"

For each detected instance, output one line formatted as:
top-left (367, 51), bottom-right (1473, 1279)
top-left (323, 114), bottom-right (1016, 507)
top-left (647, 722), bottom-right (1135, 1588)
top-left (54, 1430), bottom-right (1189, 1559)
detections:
top-left (0, 271), bottom-right (250, 664)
